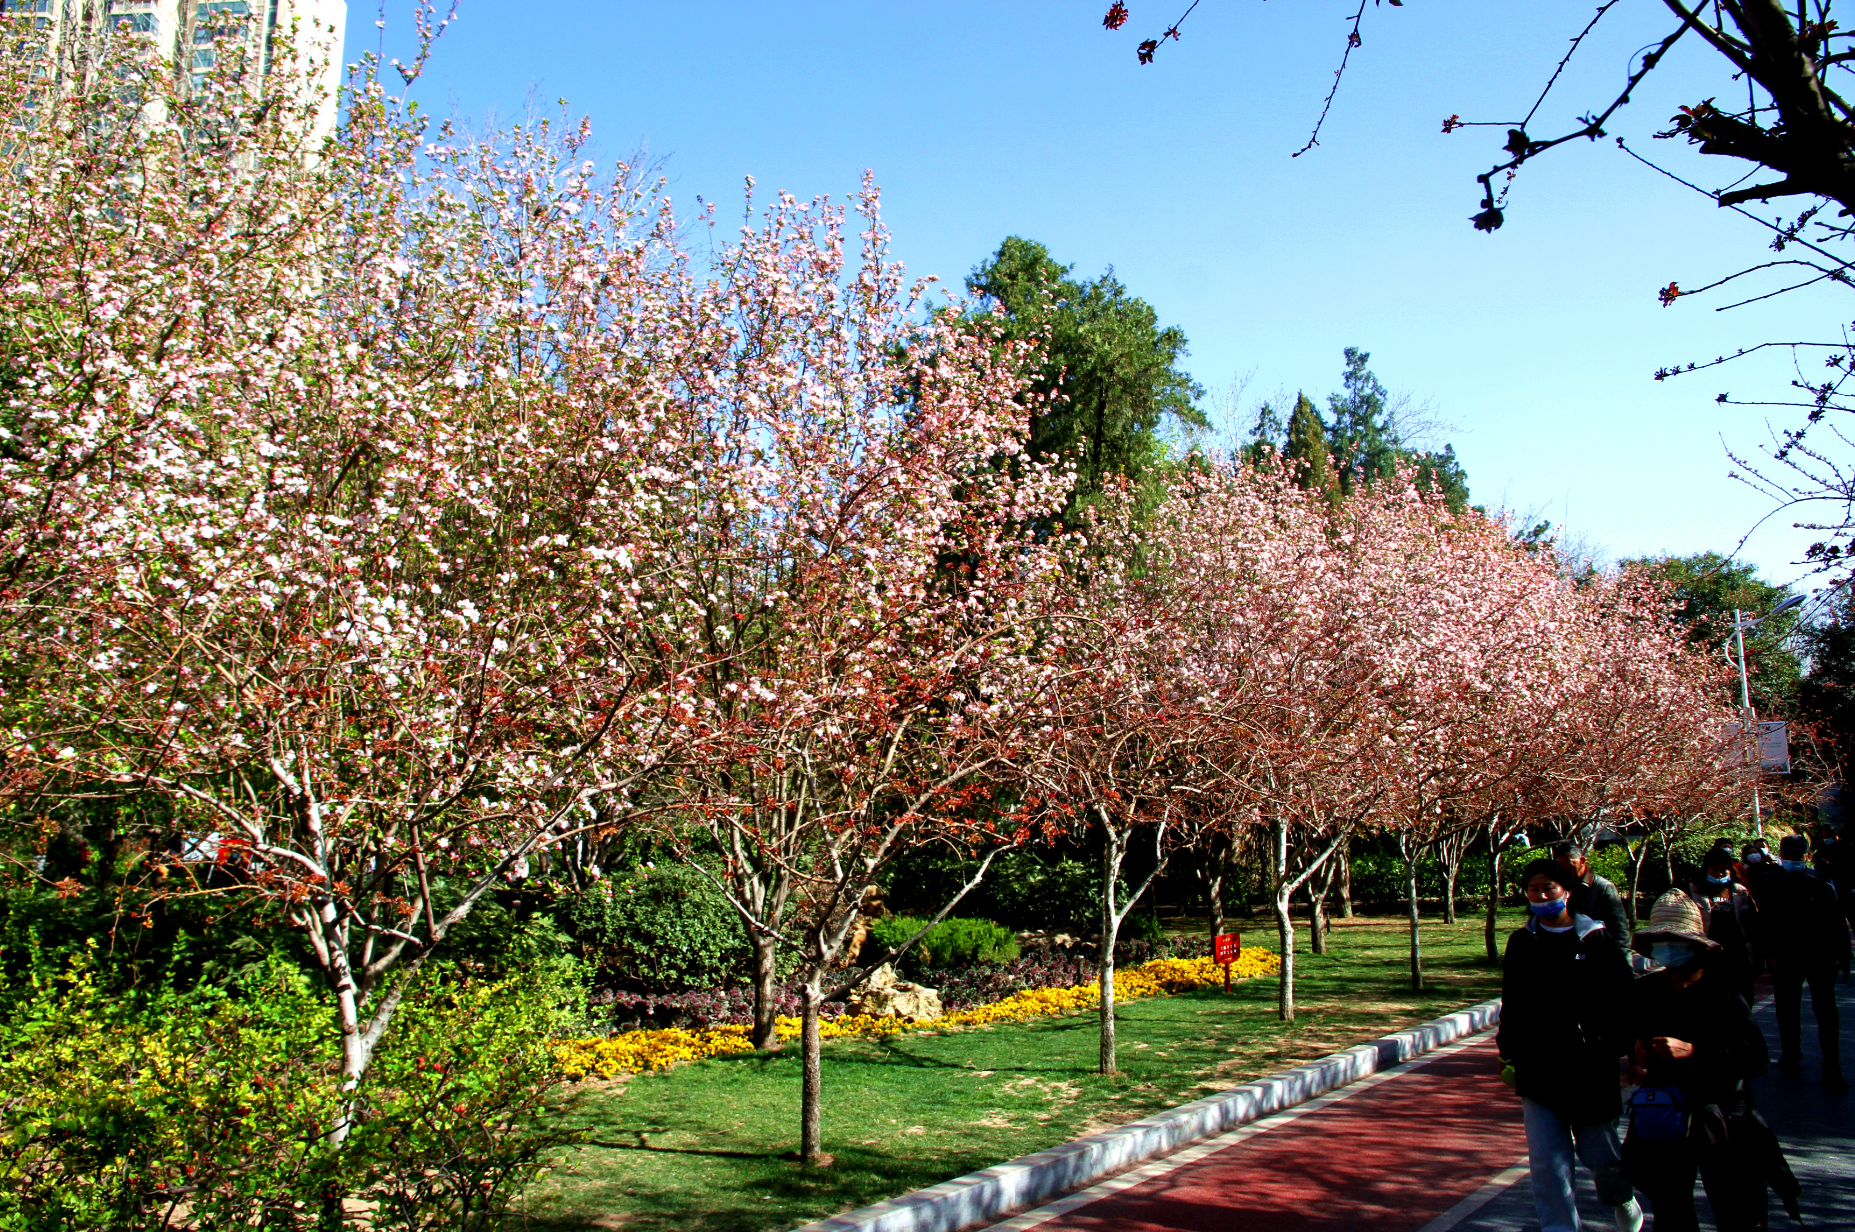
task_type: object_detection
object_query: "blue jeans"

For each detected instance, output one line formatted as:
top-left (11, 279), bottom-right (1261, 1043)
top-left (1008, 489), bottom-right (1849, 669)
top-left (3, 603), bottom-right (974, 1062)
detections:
top-left (1522, 1098), bottom-right (1627, 1232)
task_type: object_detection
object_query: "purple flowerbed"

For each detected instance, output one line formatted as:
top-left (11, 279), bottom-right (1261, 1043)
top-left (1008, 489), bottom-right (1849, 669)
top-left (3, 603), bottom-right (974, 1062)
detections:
top-left (590, 979), bottom-right (852, 1032)
top-left (588, 932), bottom-right (1215, 1032)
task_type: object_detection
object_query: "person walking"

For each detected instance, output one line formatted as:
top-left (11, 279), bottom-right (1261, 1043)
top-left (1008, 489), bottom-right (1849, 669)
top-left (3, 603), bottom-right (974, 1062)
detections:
top-left (1554, 840), bottom-right (1632, 964)
top-left (1623, 891), bottom-right (1775, 1232)
top-left (1498, 858), bottom-right (1642, 1232)
top-left (1752, 832), bottom-right (1851, 1093)
top-left (1740, 839), bottom-right (1775, 891)
top-left (1684, 843), bottom-right (1759, 1002)
top-left (1814, 828), bottom-right (1849, 904)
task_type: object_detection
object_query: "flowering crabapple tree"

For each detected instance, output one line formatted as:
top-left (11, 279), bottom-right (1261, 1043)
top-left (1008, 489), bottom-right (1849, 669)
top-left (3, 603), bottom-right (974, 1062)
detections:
top-left (0, 25), bottom-right (698, 1163)
top-left (1549, 571), bottom-right (1745, 922)
top-left (626, 179), bottom-right (1074, 1164)
top-left (1023, 481), bottom-right (1231, 1075)
top-left (1088, 460), bottom-right (1386, 1026)
top-left (1348, 488), bottom-right (1592, 990)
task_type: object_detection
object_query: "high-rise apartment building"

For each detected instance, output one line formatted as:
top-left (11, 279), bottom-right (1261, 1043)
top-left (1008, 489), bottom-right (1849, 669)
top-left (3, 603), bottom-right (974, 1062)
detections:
top-left (11, 0), bottom-right (347, 142)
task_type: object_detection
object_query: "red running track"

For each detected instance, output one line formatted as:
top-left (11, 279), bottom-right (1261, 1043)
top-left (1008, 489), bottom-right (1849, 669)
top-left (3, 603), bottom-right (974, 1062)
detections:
top-left (990, 1036), bottom-right (1526, 1232)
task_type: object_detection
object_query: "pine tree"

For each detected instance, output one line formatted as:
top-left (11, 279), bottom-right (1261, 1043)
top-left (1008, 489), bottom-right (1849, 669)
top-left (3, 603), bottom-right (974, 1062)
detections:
top-left (1282, 393), bottom-right (1336, 497)
top-left (1326, 347), bottom-right (1399, 497)
top-left (967, 237), bottom-right (1206, 525)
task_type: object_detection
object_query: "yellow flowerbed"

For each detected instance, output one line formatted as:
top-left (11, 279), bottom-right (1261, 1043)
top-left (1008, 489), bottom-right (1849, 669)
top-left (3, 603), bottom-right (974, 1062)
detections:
top-left (553, 947), bottom-right (1281, 1080)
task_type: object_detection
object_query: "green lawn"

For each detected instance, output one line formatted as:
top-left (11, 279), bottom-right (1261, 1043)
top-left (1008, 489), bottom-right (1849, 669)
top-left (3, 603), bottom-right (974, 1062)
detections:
top-left (516, 913), bottom-right (1520, 1232)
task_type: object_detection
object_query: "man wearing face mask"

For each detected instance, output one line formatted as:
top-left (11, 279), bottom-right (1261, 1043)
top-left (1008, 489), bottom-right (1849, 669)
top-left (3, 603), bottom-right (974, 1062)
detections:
top-left (1751, 833), bottom-right (1851, 1093)
top-left (1498, 859), bottom-right (1641, 1232)
top-left (1552, 840), bottom-right (1632, 966)
top-left (1739, 839), bottom-right (1774, 890)
top-left (1684, 844), bottom-right (1758, 1002)
top-left (1624, 891), bottom-right (1778, 1232)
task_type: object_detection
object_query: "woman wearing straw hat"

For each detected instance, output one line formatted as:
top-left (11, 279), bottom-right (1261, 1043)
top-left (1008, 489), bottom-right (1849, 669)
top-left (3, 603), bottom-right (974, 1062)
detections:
top-left (1623, 889), bottom-right (1784, 1232)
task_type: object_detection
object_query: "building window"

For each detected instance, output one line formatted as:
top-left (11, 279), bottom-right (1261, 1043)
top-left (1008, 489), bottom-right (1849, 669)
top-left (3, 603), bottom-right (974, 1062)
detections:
top-left (195, 0), bottom-right (252, 38)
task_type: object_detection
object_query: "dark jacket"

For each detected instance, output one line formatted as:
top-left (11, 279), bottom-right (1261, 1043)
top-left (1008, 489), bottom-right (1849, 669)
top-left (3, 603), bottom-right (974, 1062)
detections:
top-left (1751, 866), bottom-right (1853, 970)
top-left (1684, 881), bottom-right (1758, 995)
top-left (1569, 869), bottom-right (1632, 963)
top-left (1498, 912), bottom-right (1634, 1123)
top-left (1628, 959), bottom-right (1768, 1108)
top-left (1814, 840), bottom-right (1849, 899)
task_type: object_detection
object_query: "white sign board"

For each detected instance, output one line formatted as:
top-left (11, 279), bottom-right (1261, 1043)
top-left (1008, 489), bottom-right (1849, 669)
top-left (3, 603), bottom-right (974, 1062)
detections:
top-left (1724, 720), bottom-right (1791, 774)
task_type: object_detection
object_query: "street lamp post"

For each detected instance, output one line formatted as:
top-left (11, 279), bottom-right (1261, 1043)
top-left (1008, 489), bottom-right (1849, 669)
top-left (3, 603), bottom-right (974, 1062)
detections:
top-left (1728, 594), bottom-right (1806, 836)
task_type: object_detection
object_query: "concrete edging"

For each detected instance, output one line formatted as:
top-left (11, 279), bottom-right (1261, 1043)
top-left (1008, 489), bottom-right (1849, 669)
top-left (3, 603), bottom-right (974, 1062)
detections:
top-left (795, 996), bottom-right (1504, 1232)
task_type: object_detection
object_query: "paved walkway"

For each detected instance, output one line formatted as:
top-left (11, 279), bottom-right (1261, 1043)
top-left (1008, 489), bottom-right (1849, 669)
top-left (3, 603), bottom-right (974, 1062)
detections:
top-left (981, 979), bottom-right (1855, 1232)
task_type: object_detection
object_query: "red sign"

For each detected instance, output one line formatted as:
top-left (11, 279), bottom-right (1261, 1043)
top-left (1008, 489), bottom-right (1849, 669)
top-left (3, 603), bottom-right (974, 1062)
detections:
top-left (1214, 932), bottom-right (1241, 964)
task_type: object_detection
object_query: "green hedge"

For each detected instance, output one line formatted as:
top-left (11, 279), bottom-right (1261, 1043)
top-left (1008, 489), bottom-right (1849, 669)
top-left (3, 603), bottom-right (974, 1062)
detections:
top-left (560, 863), bottom-right (748, 992)
top-left (0, 953), bottom-right (581, 1231)
top-left (868, 916), bottom-right (1020, 973)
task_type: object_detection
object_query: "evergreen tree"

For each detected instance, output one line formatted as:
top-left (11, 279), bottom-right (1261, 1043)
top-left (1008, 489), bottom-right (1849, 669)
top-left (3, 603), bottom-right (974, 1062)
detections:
top-left (1798, 591), bottom-right (1855, 779)
top-left (967, 237), bottom-right (1206, 524)
top-left (1281, 393), bottom-right (1335, 496)
top-left (1243, 399), bottom-right (1286, 468)
top-left (1409, 443), bottom-right (1472, 514)
top-left (1243, 349), bottom-right (1471, 513)
top-left (1621, 552), bottom-right (1802, 714)
top-left (1327, 347), bottom-right (1400, 497)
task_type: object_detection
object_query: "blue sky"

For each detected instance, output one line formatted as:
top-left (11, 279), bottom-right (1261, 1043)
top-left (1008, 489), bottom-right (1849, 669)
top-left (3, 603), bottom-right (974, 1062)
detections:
top-left (355, 1), bottom-right (1848, 596)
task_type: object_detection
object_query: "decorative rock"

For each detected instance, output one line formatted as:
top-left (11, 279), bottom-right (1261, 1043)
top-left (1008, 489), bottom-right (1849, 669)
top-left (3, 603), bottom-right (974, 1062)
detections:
top-left (847, 963), bottom-right (943, 1020)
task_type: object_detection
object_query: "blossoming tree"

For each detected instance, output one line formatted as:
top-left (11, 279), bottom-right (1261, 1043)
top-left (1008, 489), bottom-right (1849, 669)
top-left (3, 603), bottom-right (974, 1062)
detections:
top-left (626, 179), bottom-right (1073, 1163)
top-left (0, 27), bottom-right (699, 1157)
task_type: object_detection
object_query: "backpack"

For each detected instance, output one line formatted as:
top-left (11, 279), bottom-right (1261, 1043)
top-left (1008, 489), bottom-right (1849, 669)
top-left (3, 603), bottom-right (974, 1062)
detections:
top-left (1629, 1086), bottom-right (1689, 1140)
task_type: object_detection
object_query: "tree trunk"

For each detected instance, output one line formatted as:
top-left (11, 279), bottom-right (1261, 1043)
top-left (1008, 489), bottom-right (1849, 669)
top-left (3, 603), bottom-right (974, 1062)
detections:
top-left (1206, 860), bottom-right (1225, 948)
top-left (1273, 885), bottom-right (1296, 1023)
top-left (799, 979), bottom-right (826, 1165)
top-left (1400, 837), bottom-right (1423, 991)
top-left (1099, 828), bottom-right (1122, 1076)
top-left (1662, 831), bottom-right (1675, 889)
top-left (1338, 836), bottom-right (1354, 918)
top-left (750, 931), bottom-right (780, 1051)
top-left (1484, 842), bottom-right (1504, 962)
top-left (1308, 854), bottom-right (1340, 956)
top-left (1272, 813), bottom-right (1296, 1022)
top-left (1441, 857), bottom-right (1460, 925)
top-left (1628, 839), bottom-right (1651, 931)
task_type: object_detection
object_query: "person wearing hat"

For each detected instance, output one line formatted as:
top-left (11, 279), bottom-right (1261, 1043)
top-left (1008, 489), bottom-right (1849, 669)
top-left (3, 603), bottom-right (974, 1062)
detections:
top-left (1498, 858), bottom-right (1641, 1232)
top-left (1553, 840), bottom-right (1632, 965)
top-left (1624, 890), bottom-right (1774, 1232)
top-left (1751, 832), bottom-right (1851, 1093)
top-left (1683, 844), bottom-right (1759, 1002)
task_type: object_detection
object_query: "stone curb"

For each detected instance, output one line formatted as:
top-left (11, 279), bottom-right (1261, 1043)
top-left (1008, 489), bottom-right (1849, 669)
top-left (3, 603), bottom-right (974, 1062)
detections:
top-left (794, 996), bottom-right (1504, 1232)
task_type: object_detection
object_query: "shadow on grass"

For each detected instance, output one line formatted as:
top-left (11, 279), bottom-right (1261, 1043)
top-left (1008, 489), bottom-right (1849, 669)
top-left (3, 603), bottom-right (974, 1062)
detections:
top-left (581, 1139), bottom-right (780, 1161)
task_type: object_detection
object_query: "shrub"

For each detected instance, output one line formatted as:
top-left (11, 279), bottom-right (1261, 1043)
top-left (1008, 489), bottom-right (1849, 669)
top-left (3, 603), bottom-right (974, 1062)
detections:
top-left (560, 863), bottom-right (747, 992)
top-left (0, 952), bottom-right (582, 1231)
top-left (343, 961), bottom-right (586, 1230)
top-left (1119, 910), bottom-right (1165, 944)
top-left (870, 916), bottom-right (1020, 973)
top-left (878, 849), bottom-right (1134, 935)
top-left (980, 852), bottom-right (1112, 933)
